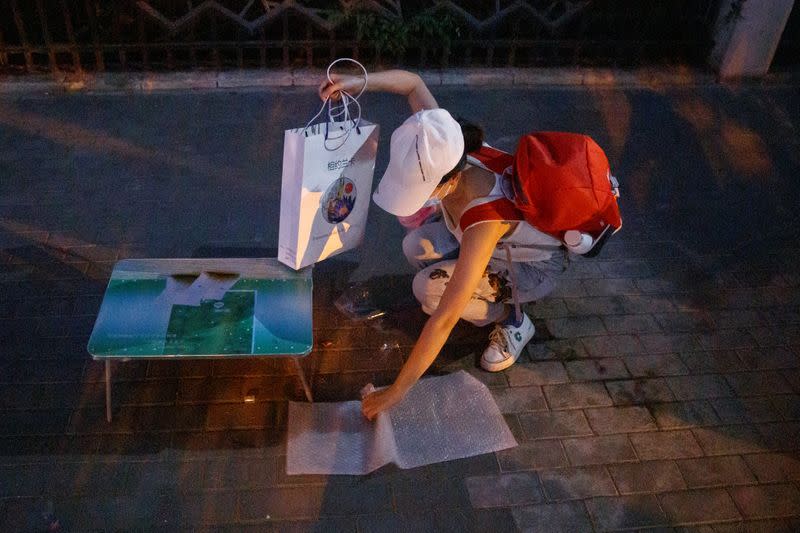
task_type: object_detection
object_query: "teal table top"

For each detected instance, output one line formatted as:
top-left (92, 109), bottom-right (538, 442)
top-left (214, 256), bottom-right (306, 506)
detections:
top-left (88, 258), bottom-right (313, 358)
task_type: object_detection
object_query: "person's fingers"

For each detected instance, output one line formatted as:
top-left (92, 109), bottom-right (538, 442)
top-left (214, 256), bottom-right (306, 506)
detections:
top-left (322, 82), bottom-right (343, 102)
top-left (361, 401), bottom-right (374, 421)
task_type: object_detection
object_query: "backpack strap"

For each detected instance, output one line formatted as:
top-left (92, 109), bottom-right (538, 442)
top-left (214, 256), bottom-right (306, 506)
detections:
top-left (459, 198), bottom-right (524, 233)
top-left (468, 145), bottom-right (514, 175)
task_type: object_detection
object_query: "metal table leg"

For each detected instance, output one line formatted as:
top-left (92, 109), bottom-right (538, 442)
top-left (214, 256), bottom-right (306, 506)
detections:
top-left (291, 357), bottom-right (313, 403)
top-left (105, 359), bottom-right (112, 423)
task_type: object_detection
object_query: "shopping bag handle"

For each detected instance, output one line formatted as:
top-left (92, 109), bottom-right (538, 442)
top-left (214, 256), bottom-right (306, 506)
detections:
top-left (303, 58), bottom-right (368, 151)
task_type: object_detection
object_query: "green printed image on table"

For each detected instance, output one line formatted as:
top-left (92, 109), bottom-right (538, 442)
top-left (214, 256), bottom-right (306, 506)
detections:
top-left (165, 290), bottom-right (256, 355)
top-left (88, 259), bottom-right (313, 358)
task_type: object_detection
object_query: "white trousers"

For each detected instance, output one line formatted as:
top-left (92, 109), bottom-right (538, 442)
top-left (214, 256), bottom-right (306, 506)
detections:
top-left (402, 220), bottom-right (567, 327)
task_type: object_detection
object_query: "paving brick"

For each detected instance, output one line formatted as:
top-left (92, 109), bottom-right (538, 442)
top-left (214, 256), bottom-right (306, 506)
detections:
top-left (606, 378), bottom-right (676, 405)
top-left (757, 421), bottom-right (800, 451)
top-left (608, 460), bottom-right (686, 494)
top-left (238, 486), bottom-right (322, 520)
top-left (505, 362), bottom-right (568, 386)
top-left (582, 278), bottom-right (641, 296)
top-left (546, 316), bottom-right (607, 338)
top-left (619, 295), bottom-right (677, 315)
top-left (737, 347), bottom-right (800, 370)
top-left (603, 314), bottom-right (662, 335)
top-left (564, 295), bottom-right (629, 316)
top-left (666, 375), bottom-right (734, 400)
top-left (565, 358), bottom-right (630, 381)
top-left (771, 394), bottom-right (800, 420)
top-left (497, 440), bottom-right (569, 471)
top-left (750, 326), bottom-right (800, 347)
top-left (724, 371), bottom-right (794, 396)
top-left (696, 329), bottom-right (758, 350)
top-left (0, 408), bottom-right (71, 436)
top-left (491, 386), bottom-right (547, 413)
top-left (712, 308), bottom-right (766, 329)
top-left (658, 488), bottom-right (741, 524)
top-left (543, 383), bottom-right (613, 409)
top-left (357, 509), bottom-right (511, 533)
top-left (692, 425), bottom-right (766, 455)
top-left (599, 260), bottom-right (654, 278)
top-left (624, 353), bottom-right (689, 377)
top-left (786, 370), bottom-right (800, 393)
top-left (426, 453), bottom-right (502, 480)
top-left (512, 501), bottom-right (594, 532)
top-left (526, 338), bottom-right (589, 361)
top-left (584, 406), bottom-right (657, 434)
top-left (581, 334), bottom-right (647, 357)
top-left (205, 401), bottom-right (286, 430)
top-left (393, 475), bottom-right (472, 511)
top-left (562, 435), bottom-right (637, 466)
top-left (503, 413), bottom-right (526, 442)
top-left (640, 333), bottom-right (703, 354)
top-left (465, 472), bottom-right (544, 508)
top-left (518, 411), bottom-right (593, 440)
top-left (653, 311), bottom-right (716, 332)
top-left (710, 397), bottom-right (783, 424)
top-left (676, 455), bottom-right (756, 488)
top-left (585, 494), bottom-right (667, 530)
top-left (651, 400), bottom-right (721, 429)
top-left (743, 453), bottom-right (800, 483)
top-left (680, 350), bottom-right (747, 373)
top-left (529, 298), bottom-right (570, 319)
top-left (550, 278), bottom-right (588, 298)
top-left (539, 466), bottom-right (617, 501)
top-left (729, 484), bottom-right (800, 519)
top-left (629, 430), bottom-right (704, 460)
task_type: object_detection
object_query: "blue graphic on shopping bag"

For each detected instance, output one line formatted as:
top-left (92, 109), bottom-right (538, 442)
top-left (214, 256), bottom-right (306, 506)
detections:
top-left (322, 176), bottom-right (356, 223)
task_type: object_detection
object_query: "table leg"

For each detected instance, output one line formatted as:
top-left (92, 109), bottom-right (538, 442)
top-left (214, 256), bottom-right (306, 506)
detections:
top-left (105, 359), bottom-right (112, 423)
top-left (291, 357), bottom-right (313, 403)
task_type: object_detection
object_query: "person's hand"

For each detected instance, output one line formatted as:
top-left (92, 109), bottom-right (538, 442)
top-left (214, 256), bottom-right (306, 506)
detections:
top-left (318, 73), bottom-right (366, 102)
top-left (361, 385), bottom-right (404, 421)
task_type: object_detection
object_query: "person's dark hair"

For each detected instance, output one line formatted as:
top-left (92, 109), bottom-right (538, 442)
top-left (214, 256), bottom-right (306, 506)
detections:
top-left (440, 117), bottom-right (484, 183)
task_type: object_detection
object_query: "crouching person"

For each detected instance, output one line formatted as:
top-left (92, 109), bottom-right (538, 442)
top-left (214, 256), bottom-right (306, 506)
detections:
top-left (319, 69), bottom-right (567, 420)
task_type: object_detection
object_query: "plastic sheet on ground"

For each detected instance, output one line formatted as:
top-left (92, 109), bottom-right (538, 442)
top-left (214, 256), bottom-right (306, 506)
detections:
top-left (286, 370), bottom-right (518, 475)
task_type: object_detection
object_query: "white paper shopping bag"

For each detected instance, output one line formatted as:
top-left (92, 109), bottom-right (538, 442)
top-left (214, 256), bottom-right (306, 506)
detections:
top-left (278, 117), bottom-right (379, 270)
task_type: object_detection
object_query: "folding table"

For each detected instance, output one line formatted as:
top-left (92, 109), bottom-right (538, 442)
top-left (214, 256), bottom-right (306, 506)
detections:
top-left (88, 258), bottom-right (313, 422)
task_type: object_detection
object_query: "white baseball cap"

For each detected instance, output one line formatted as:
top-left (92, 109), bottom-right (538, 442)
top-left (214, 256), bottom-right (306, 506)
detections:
top-left (373, 108), bottom-right (464, 217)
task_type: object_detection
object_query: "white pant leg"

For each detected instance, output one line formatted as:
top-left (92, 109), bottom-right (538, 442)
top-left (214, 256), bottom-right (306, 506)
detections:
top-left (411, 251), bottom-right (567, 327)
top-left (411, 260), bottom-right (507, 327)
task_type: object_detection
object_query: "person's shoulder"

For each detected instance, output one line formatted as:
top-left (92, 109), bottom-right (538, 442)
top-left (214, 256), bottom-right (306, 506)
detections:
top-left (463, 166), bottom-right (496, 197)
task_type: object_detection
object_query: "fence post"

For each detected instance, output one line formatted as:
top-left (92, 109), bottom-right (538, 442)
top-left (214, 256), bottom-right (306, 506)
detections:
top-left (0, 28), bottom-right (7, 68)
top-left (11, 0), bottom-right (33, 72)
top-left (60, 0), bottom-right (82, 72)
top-left (34, 0), bottom-right (58, 73)
top-left (84, 0), bottom-right (104, 71)
top-left (711, 0), bottom-right (795, 78)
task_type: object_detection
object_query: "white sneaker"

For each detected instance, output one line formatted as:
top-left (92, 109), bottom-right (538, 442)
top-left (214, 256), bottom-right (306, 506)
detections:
top-left (480, 313), bottom-right (535, 372)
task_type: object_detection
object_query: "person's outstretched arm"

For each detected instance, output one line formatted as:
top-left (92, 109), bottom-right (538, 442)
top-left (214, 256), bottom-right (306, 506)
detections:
top-left (318, 69), bottom-right (437, 113)
top-left (361, 220), bottom-right (514, 420)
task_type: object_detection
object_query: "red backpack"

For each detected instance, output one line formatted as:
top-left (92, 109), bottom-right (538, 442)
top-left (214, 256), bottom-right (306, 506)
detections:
top-left (468, 132), bottom-right (622, 256)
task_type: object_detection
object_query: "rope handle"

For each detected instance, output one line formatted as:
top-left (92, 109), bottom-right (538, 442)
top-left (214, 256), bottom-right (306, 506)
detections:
top-left (302, 58), bottom-right (368, 151)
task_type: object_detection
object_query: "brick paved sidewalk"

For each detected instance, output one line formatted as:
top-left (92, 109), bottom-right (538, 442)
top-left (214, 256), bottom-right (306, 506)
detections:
top-left (1, 80), bottom-right (799, 531)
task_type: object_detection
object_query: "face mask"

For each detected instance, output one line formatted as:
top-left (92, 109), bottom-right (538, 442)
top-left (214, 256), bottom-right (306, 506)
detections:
top-left (427, 178), bottom-right (457, 206)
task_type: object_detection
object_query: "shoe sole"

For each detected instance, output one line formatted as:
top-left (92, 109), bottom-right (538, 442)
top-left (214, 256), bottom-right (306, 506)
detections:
top-left (480, 354), bottom-right (520, 372)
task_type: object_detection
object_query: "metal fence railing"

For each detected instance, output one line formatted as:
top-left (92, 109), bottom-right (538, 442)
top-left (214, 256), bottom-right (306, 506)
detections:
top-left (0, 0), bottom-right (723, 74)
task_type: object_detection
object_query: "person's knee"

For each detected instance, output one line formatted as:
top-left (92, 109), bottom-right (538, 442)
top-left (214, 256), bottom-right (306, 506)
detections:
top-left (412, 268), bottom-right (443, 313)
top-left (402, 230), bottom-right (423, 267)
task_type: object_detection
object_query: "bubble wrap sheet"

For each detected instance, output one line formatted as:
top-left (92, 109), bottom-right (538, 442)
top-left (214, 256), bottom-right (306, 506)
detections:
top-left (287, 371), bottom-right (518, 475)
